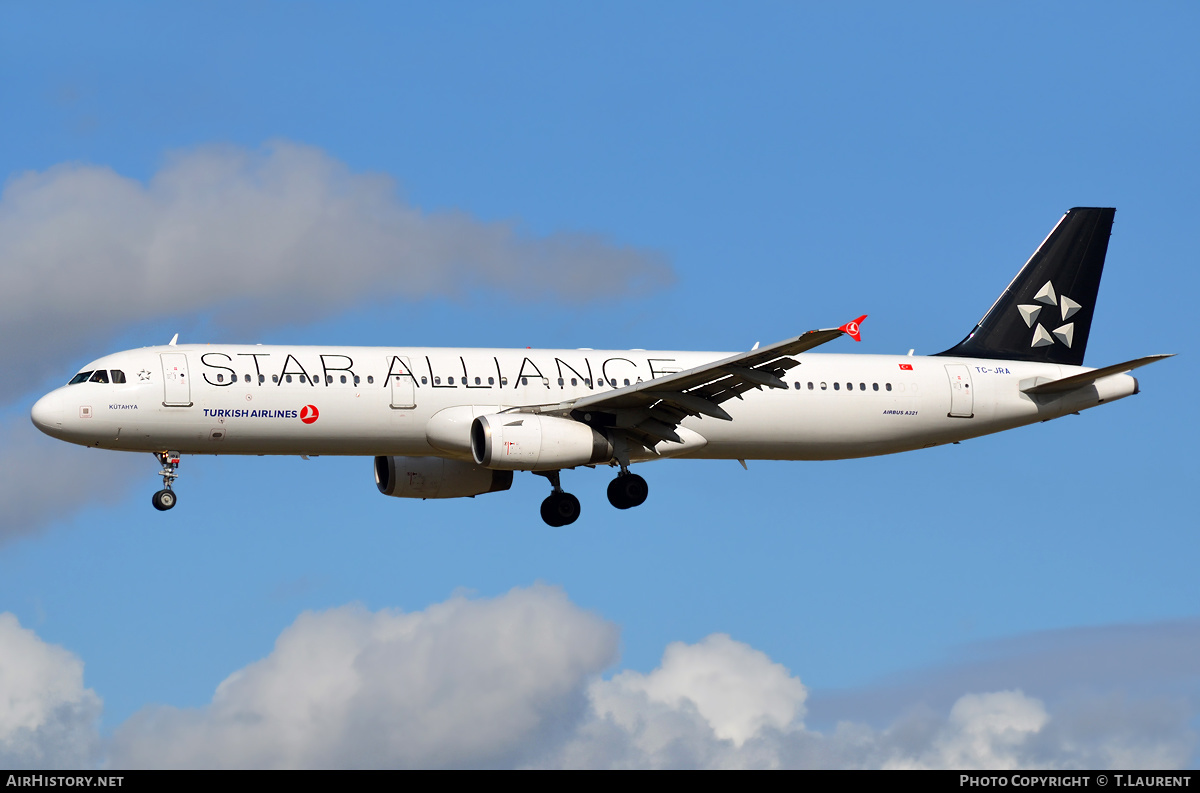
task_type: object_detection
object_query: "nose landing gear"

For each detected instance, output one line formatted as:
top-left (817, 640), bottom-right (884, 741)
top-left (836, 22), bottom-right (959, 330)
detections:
top-left (535, 470), bottom-right (581, 527)
top-left (152, 451), bottom-right (181, 511)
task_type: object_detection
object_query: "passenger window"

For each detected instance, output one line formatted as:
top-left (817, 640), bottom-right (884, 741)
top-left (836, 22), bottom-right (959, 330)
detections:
top-left (624, 379), bottom-right (630, 386)
top-left (111, 370), bottom-right (127, 384)
top-left (259, 374), bottom-right (265, 384)
top-left (500, 377), bottom-right (508, 386)
top-left (90, 370), bottom-right (109, 384)
top-left (808, 382), bottom-right (814, 390)
top-left (286, 375), bottom-right (293, 383)
top-left (217, 373), bottom-right (225, 383)
top-left (584, 379), bottom-right (592, 387)
top-left (244, 374), bottom-right (251, 383)
top-left (69, 371), bottom-right (93, 385)
top-left (873, 383), bottom-right (879, 391)
top-left (834, 382), bottom-right (840, 391)
top-left (820, 382), bottom-right (827, 390)
top-left (421, 376), bottom-right (428, 384)
top-left (886, 383), bottom-right (892, 391)
top-left (488, 377), bottom-right (495, 385)
top-left (340, 375), bottom-right (347, 384)
top-left (448, 377), bottom-right (455, 385)
top-left (475, 377), bottom-right (481, 385)
top-left (353, 376), bottom-right (360, 385)
top-left (434, 376), bottom-right (442, 385)
top-left (860, 383), bottom-right (866, 391)
top-left (521, 377), bottom-right (529, 386)
top-left (571, 378), bottom-right (578, 386)
top-left (846, 383), bottom-right (852, 391)
top-left (558, 378), bottom-right (565, 386)
top-left (367, 376), bottom-right (374, 384)
top-left (272, 375), bottom-right (279, 383)
top-left (327, 375), bottom-right (333, 384)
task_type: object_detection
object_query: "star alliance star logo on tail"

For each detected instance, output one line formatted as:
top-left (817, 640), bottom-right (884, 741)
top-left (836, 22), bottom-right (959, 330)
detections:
top-left (1017, 281), bottom-right (1081, 348)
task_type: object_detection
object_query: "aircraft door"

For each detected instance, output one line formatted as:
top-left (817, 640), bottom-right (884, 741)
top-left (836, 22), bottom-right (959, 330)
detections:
top-left (389, 357), bottom-right (416, 409)
top-left (160, 353), bottom-right (192, 406)
top-left (945, 364), bottom-right (974, 418)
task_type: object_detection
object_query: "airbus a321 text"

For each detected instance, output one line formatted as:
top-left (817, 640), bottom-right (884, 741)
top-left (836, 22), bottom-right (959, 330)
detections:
top-left (32, 208), bottom-right (1170, 526)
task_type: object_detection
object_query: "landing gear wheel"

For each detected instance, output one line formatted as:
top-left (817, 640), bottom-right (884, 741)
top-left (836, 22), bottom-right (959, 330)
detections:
top-left (152, 489), bottom-right (177, 511)
top-left (540, 492), bottom-right (581, 527)
top-left (151, 451), bottom-right (182, 512)
top-left (607, 473), bottom-right (648, 510)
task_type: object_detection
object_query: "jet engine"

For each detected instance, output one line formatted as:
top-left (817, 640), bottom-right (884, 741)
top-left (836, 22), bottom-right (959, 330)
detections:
top-left (374, 455), bottom-right (513, 499)
top-left (471, 414), bottom-right (613, 471)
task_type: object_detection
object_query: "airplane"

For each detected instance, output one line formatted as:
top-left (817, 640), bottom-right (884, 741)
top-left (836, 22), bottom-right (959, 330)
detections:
top-left (30, 207), bottom-right (1170, 526)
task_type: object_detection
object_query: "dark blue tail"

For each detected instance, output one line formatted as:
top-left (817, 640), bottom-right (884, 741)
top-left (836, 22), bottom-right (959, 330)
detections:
top-left (936, 208), bottom-right (1115, 367)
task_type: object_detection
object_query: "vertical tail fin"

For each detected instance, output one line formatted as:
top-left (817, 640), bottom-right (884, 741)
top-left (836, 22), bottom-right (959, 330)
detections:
top-left (936, 207), bottom-right (1115, 366)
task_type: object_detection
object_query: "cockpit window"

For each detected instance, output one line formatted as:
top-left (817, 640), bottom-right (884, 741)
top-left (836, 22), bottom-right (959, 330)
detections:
top-left (111, 370), bottom-right (126, 384)
top-left (69, 371), bottom-right (93, 385)
top-left (89, 370), bottom-right (110, 384)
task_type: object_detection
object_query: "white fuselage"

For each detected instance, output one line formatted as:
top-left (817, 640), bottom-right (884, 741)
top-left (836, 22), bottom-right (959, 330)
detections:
top-left (30, 344), bottom-right (1139, 463)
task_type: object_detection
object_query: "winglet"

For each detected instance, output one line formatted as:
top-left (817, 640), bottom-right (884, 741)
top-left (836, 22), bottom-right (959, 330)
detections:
top-left (839, 315), bottom-right (867, 342)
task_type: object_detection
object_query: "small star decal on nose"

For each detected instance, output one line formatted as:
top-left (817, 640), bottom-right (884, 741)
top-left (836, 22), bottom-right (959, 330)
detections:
top-left (1018, 281), bottom-right (1081, 348)
top-left (137, 369), bottom-right (152, 381)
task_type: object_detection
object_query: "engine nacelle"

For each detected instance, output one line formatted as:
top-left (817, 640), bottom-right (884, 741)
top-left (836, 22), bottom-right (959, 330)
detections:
top-left (471, 414), bottom-right (613, 471)
top-left (374, 456), bottom-right (513, 499)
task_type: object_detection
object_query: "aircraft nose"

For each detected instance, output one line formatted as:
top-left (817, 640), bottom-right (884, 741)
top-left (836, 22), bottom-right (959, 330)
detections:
top-left (30, 392), bottom-right (64, 435)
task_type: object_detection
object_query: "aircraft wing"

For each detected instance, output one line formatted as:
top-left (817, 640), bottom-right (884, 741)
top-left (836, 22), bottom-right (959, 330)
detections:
top-left (533, 317), bottom-right (866, 448)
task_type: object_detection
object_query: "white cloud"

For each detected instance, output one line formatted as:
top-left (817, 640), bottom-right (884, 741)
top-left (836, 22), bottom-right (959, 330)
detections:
top-left (0, 613), bottom-right (102, 769)
top-left (6, 590), bottom-right (1195, 769)
top-left (108, 585), bottom-right (619, 769)
top-left (0, 140), bottom-right (672, 404)
top-left (883, 690), bottom-right (1049, 769)
top-left (591, 633), bottom-right (807, 747)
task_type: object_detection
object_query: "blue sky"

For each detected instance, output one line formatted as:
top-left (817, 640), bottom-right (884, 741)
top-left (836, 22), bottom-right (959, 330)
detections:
top-left (0, 2), bottom-right (1197, 768)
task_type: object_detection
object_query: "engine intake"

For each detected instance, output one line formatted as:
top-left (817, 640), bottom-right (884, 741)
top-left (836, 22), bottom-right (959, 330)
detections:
top-left (471, 414), bottom-right (613, 471)
top-left (374, 456), bottom-right (513, 499)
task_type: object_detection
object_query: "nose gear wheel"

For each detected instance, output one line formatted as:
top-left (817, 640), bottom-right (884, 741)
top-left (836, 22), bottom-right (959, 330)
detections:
top-left (151, 451), bottom-right (181, 511)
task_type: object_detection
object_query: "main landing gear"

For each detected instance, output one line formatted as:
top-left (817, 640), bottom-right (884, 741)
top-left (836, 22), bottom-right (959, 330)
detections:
top-left (607, 471), bottom-right (649, 510)
top-left (151, 451), bottom-right (181, 511)
top-left (534, 466), bottom-right (651, 526)
top-left (536, 470), bottom-right (581, 527)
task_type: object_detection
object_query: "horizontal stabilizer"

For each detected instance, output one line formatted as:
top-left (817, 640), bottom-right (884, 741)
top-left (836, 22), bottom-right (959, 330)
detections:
top-left (1021, 354), bottom-right (1174, 395)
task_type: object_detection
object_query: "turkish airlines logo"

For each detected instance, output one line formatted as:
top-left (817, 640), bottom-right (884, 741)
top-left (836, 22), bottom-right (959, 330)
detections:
top-left (300, 405), bottom-right (320, 424)
top-left (839, 315), bottom-right (867, 343)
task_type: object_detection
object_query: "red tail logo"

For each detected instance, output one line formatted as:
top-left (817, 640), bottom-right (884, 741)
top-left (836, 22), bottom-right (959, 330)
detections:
top-left (300, 405), bottom-right (319, 424)
top-left (839, 315), bottom-right (867, 342)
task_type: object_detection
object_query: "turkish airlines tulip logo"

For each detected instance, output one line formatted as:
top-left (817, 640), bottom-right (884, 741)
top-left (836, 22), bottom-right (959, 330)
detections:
top-left (300, 405), bottom-right (320, 424)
